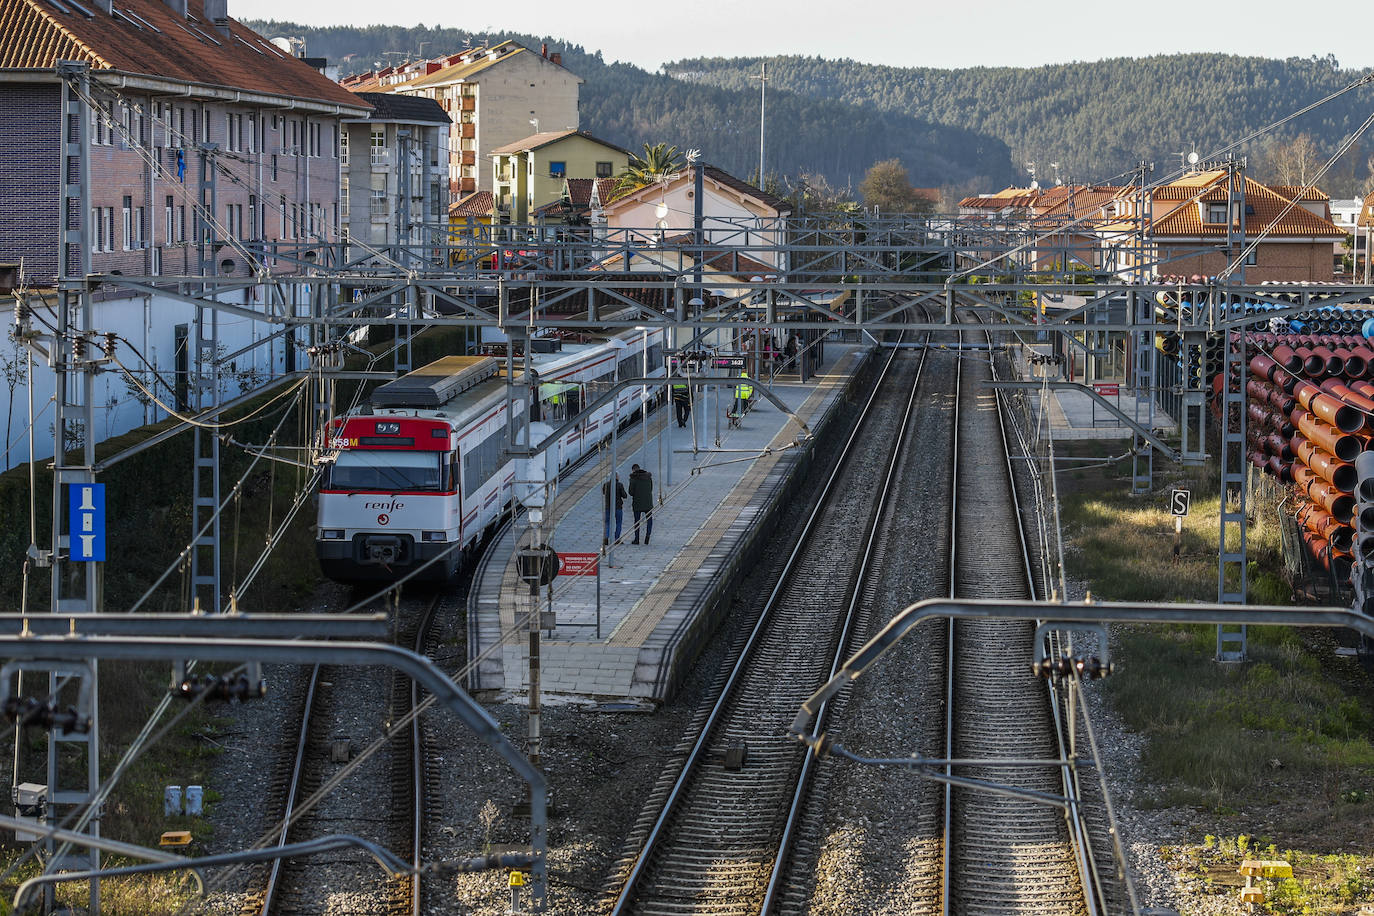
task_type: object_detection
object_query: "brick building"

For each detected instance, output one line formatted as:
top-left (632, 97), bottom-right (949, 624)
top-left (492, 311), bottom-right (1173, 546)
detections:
top-left (0, 0), bottom-right (369, 468)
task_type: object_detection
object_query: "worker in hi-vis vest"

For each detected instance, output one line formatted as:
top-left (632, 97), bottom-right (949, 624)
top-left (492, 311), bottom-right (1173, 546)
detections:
top-left (672, 382), bottom-right (692, 427)
top-left (733, 372), bottom-right (753, 415)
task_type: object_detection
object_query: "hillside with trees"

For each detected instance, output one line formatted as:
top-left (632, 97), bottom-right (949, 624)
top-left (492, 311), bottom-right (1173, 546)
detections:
top-left (245, 23), bottom-right (1374, 200)
top-left (665, 53), bottom-right (1374, 194)
top-left (243, 21), bottom-right (1017, 196)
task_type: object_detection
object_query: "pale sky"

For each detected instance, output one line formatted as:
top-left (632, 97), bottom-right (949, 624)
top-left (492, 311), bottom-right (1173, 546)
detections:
top-left (231, 0), bottom-right (1374, 73)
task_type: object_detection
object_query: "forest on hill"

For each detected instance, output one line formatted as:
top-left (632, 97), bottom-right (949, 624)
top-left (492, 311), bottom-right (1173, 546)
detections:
top-left (667, 53), bottom-right (1374, 195)
top-left (244, 22), bottom-right (1374, 200)
top-left (242, 21), bottom-right (1017, 195)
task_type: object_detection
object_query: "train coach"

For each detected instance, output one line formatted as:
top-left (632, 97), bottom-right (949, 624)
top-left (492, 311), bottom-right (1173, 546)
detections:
top-left (316, 327), bottom-right (665, 581)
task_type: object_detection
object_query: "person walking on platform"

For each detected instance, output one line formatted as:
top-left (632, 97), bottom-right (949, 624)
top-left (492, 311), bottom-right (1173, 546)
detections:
top-left (629, 463), bottom-right (654, 545)
top-left (733, 371), bottom-right (754, 416)
top-left (672, 382), bottom-right (692, 427)
top-left (603, 474), bottom-right (626, 546)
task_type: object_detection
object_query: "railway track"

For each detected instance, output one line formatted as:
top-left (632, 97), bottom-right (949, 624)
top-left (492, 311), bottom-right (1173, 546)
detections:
top-left (240, 590), bottom-right (441, 916)
top-left (939, 313), bottom-right (1085, 914)
top-left (606, 315), bottom-right (931, 915)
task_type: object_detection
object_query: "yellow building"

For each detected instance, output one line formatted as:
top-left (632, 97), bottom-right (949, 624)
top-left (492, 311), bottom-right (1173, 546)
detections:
top-left (491, 129), bottom-right (631, 224)
top-left (448, 191), bottom-right (495, 266)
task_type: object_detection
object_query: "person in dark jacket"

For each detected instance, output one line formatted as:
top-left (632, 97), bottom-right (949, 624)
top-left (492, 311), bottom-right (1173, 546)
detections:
top-left (603, 473), bottom-right (626, 545)
top-left (672, 382), bottom-right (692, 427)
top-left (628, 463), bottom-right (654, 544)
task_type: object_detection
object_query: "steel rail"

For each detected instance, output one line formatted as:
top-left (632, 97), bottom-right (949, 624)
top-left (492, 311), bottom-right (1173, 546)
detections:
top-left (407, 595), bottom-right (443, 914)
top-left (760, 308), bottom-right (933, 913)
top-left (941, 308), bottom-right (1086, 915)
top-left (609, 305), bottom-right (911, 915)
top-left (256, 663), bottom-right (322, 914)
top-left (940, 318), bottom-right (964, 916)
top-left (983, 316), bottom-right (1103, 914)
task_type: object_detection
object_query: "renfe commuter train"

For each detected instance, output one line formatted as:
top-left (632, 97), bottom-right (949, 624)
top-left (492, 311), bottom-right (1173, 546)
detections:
top-left (316, 327), bottom-right (666, 581)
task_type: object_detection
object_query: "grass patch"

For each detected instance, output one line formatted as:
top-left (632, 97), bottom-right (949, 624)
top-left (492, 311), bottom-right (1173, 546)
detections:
top-left (1163, 836), bottom-right (1374, 914)
top-left (1054, 440), bottom-right (1374, 818)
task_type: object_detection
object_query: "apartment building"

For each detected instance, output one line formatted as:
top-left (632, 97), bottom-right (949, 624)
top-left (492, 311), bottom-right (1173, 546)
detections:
top-left (344, 41), bottom-right (581, 200)
top-left (342, 92), bottom-right (449, 258)
top-left (0, 0), bottom-right (369, 468)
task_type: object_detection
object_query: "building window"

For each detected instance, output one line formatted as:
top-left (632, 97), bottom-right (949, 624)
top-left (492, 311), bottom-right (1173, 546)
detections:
top-left (340, 129), bottom-right (349, 166)
top-left (177, 205), bottom-right (186, 242)
top-left (548, 161), bottom-right (566, 179)
top-left (201, 108), bottom-right (211, 144)
top-left (135, 206), bottom-right (147, 248)
top-left (249, 195), bottom-right (258, 239)
top-left (165, 195), bottom-right (174, 243)
top-left (122, 196), bottom-right (132, 250)
top-left (1205, 202), bottom-right (1228, 223)
top-left (371, 129), bottom-right (387, 167)
top-left (371, 188), bottom-right (387, 219)
top-left (271, 154), bottom-right (278, 182)
top-left (596, 161), bottom-right (613, 178)
top-left (1245, 249), bottom-right (1258, 266)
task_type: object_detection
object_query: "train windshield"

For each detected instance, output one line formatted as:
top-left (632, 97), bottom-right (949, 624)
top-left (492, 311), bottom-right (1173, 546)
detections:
top-left (328, 450), bottom-right (444, 492)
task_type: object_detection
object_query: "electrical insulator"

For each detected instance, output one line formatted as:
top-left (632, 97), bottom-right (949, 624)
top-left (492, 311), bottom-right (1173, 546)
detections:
top-left (72, 335), bottom-right (85, 361)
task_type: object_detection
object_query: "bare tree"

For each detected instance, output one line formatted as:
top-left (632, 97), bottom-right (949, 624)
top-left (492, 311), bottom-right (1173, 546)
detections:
top-left (1262, 133), bottom-right (1322, 187)
top-left (0, 327), bottom-right (25, 469)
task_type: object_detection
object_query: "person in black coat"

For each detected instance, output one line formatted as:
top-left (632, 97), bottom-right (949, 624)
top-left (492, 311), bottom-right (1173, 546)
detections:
top-left (628, 463), bottom-right (654, 544)
top-left (602, 474), bottom-right (626, 545)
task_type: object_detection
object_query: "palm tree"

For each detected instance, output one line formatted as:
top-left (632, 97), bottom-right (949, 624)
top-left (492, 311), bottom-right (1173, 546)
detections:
top-left (615, 142), bottom-right (686, 197)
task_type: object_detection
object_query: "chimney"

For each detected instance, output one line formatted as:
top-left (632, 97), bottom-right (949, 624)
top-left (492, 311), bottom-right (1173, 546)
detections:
top-left (541, 43), bottom-right (548, 58)
top-left (162, 0), bottom-right (187, 16)
top-left (202, 0), bottom-right (230, 36)
top-left (550, 53), bottom-right (561, 67)
top-left (92, 0), bottom-right (111, 12)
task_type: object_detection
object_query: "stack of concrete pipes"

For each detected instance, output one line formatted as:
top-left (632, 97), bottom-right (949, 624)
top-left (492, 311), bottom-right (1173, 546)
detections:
top-left (1242, 334), bottom-right (1374, 582)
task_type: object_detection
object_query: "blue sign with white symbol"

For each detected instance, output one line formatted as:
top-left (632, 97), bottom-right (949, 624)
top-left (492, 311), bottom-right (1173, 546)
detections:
top-left (68, 483), bottom-right (106, 562)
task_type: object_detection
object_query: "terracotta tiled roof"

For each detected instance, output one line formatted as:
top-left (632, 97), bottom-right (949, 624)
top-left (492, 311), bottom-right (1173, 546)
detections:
top-left (564, 178), bottom-right (595, 207)
top-left (958, 188), bottom-right (1042, 210)
top-left (1150, 170), bottom-right (1229, 200)
top-left (1269, 185), bottom-right (1330, 202)
top-left (0, 0), bottom-right (367, 111)
top-left (490, 129), bottom-right (630, 157)
top-left (401, 41), bottom-right (581, 90)
top-left (449, 190), bottom-right (493, 218)
top-left (1034, 185), bottom-right (1132, 217)
top-left (1151, 175), bottom-right (1344, 238)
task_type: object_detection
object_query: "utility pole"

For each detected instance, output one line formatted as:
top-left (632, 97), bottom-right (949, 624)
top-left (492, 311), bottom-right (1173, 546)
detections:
top-left (13, 61), bottom-right (105, 915)
top-left (752, 61), bottom-right (768, 188)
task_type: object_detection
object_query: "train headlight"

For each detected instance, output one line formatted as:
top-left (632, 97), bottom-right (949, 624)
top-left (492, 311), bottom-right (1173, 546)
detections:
top-left (320, 529), bottom-right (345, 540)
top-left (421, 531), bottom-right (447, 542)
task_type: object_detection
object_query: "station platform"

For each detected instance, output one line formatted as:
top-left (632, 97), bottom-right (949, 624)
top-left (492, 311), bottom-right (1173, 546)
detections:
top-left (467, 340), bottom-right (873, 702)
top-left (1015, 343), bottom-right (1179, 441)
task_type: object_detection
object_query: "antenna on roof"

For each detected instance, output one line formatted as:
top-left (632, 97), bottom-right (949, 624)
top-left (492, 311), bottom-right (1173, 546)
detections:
top-left (1050, 161), bottom-right (1063, 186)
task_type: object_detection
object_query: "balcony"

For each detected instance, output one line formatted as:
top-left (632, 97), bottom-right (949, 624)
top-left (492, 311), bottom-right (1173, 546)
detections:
top-left (370, 149), bottom-right (391, 171)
